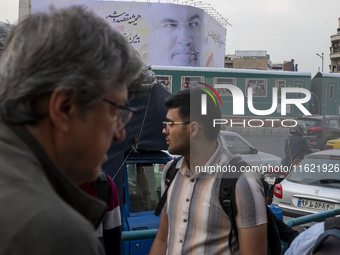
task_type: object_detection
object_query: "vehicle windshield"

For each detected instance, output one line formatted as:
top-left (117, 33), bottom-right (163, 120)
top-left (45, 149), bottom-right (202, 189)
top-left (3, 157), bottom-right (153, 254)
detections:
top-left (287, 157), bottom-right (340, 188)
top-left (298, 119), bottom-right (321, 128)
top-left (127, 163), bottom-right (165, 213)
top-left (221, 134), bottom-right (252, 154)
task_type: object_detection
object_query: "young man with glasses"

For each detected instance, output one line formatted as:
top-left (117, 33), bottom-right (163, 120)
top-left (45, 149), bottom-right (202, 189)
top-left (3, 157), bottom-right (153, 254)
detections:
top-left (150, 88), bottom-right (267, 255)
top-left (147, 4), bottom-right (202, 67)
top-left (0, 6), bottom-right (142, 255)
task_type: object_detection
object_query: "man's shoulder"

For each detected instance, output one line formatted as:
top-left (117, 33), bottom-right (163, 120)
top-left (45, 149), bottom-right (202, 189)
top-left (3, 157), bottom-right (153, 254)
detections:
top-left (0, 185), bottom-right (103, 254)
top-left (163, 157), bottom-right (183, 175)
top-left (33, 197), bottom-right (101, 246)
top-left (35, 211), bottom-right (104, 254)
top-left (235, 172), bottom-right (264, 203)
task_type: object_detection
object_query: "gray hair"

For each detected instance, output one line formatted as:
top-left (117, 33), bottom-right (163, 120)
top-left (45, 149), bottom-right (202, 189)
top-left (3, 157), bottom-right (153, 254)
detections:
top-left (0, 21), bottom-right (11, 57)
top-left (0, 6), bottom-right (143, 124)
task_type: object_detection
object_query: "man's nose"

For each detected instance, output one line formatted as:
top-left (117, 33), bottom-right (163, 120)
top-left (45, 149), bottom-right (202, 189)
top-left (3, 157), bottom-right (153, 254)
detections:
top-left (176, 26), bottom-right (194, 45)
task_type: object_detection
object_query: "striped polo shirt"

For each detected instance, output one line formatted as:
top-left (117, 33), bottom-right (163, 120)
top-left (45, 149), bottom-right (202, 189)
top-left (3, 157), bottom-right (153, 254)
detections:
top-left (162, 142), bottom-right (267, 255)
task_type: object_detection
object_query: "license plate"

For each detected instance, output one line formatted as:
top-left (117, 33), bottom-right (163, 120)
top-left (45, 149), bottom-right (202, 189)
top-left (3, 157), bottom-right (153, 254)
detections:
top-left (264, 176), bottom-right (276, 185)
top-left (297, 199), bottom-right (335, 210)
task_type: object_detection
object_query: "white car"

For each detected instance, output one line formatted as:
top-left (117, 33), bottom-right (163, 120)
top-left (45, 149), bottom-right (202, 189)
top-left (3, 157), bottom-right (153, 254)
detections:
top-left (272, 149), bottom-right (340, 218)
top-left (219, 130), bottom-right (281, 172)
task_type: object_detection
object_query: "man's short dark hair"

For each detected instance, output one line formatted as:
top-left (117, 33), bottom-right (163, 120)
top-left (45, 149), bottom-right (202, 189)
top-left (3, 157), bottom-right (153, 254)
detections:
top-left (165, 88), bottom-right (221, 141)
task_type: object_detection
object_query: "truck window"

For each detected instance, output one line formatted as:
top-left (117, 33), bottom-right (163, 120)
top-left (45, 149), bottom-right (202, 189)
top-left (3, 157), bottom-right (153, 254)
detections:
top-left (127, 163), bottom-right (165, 213)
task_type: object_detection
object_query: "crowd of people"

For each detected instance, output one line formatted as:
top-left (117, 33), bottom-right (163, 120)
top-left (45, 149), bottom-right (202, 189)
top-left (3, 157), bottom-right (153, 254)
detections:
top-left (0, 6), bottom-right (334, 255)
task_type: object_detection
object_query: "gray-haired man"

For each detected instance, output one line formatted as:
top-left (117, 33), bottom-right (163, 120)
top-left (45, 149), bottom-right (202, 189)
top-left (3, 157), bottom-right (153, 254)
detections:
top-left (0, 6), bottom-right (143, 255)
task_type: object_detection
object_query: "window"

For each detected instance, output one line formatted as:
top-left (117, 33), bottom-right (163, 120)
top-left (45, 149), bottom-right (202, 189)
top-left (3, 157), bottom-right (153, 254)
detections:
top-left (245, 79), bottom-right (267, 97)
top-left (156, 75), bottom-right (172, 92)
top-left (222, 135), bottom-right (251, 154)
top-left (213, 77), bottom-right (236, 96)
top-left (181, 76), bottom-right (204, 89)
top-left (329, 84), bottom-right (334, 99)
top-left (297, 83), bottom-right (303, 98)
top-left (127, 163), bottom-right (165, 213)
top-left (275, 80), bottom-right (286, 98)
top-left (287, 158), bottom-right (340, 188)
top-left (329, 119), bottom-right (339, 128)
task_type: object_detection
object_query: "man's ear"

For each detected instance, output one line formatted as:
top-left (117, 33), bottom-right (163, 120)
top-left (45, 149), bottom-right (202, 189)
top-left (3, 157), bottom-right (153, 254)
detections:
top-left (48, 89), bottom-right (76, 133)
top-left (189, 121), bottom-right (201, 138)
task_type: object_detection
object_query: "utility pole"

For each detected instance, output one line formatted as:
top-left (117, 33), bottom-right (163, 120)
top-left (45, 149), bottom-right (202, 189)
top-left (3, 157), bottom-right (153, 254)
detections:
top-left (316, 53), bottom-right (324, 72)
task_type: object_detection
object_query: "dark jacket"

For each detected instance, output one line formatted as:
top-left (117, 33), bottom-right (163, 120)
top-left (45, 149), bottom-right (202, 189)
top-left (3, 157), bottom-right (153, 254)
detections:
top-left (281, 134), bottom-right (313, 167)
top-left (0, 122), bottom-right (106, 255)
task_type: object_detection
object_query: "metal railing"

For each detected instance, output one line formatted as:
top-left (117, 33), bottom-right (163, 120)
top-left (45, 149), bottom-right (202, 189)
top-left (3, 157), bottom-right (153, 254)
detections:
top-left (285, 208), bottom-right (340, 227)
top-left (122, 229), bottom-right (157, 241)
top-left (122, 208), bottom-right (340, 254)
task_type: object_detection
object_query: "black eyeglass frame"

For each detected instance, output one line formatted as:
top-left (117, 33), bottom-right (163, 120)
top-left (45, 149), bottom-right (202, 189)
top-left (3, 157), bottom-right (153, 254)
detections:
top-left (102, 98), bottom-right (136, 113)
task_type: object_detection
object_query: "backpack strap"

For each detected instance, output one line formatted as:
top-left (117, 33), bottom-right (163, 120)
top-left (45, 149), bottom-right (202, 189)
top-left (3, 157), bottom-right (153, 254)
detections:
top-left (220, 176), bottom-right (238, 250)
top-left (154, 157), bottom-right (182, 216)
top-left (220, 157), bottom-right (282, 255)
top-left (94, 172), bottom-right (111, 205)
top-left (219, 156), bottom-right (246, 252)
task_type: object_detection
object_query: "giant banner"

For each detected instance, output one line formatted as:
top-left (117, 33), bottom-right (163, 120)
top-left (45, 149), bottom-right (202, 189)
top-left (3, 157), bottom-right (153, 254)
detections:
top-left (31, 0), bottom-right (226, 67)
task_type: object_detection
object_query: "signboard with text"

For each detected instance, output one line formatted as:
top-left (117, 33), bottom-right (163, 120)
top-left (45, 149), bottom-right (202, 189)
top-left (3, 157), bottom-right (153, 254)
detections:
top-left (31, 0), bottom-right (226, 67)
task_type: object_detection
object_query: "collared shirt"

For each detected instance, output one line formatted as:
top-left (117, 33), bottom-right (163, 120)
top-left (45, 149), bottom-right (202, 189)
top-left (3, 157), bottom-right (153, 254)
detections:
top-left (162, 141), bottom-right (267, 255)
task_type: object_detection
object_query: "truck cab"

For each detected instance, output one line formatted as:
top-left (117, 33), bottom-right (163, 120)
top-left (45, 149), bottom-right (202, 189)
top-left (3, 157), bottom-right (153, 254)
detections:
top-left (121, 150), bottom-right (173, 255)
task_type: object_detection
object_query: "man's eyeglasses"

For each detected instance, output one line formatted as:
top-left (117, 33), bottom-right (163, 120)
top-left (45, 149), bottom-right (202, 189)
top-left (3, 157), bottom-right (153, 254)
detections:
top-left (103, 99), bottom-right (136, 130)
top-left (157, 20), bottom-right (201, 36)
top-left (163, 121), bottom-right (190, 130)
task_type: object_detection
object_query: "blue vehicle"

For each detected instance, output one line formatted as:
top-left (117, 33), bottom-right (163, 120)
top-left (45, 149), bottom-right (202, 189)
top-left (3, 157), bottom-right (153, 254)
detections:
top-left (120, 150), bottom-right (173, 255)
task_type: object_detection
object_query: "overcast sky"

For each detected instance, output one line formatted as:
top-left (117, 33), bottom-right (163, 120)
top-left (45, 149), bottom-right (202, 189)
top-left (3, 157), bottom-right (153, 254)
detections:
top-left (1, 0), bottom-right (340, 76)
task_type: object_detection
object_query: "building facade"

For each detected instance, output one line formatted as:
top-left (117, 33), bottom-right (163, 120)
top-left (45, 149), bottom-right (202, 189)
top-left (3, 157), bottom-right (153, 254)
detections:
top-left (330, 18), bottom-right (340, 73)
top-left (224, 50), bottom-right (272, 70)
top-left (225, 50), bottom-right (297, 71)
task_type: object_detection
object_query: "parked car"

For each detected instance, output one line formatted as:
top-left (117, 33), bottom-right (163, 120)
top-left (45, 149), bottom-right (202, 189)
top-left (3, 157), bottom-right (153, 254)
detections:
top-left (121, 131), bottom-right (282, 254)
top-left (220, 130), bottom-right (281, 168)
top-left (297, 115), bottom-right (340, 150)
top-left (325, 138), bottom-right (340, 149)
top-left (272, 149), bottom-right (340, 218)
top-left (219, 130), bottom-right (282, 181)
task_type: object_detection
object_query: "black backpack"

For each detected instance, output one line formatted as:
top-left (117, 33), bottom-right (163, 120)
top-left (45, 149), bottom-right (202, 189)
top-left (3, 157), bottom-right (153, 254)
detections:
top-left (154, 156), bottom-right (282, 255)
top-left (94, 172), bottom-right (111, 205)
top-left (308, 217), bottom-right (340, 255)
